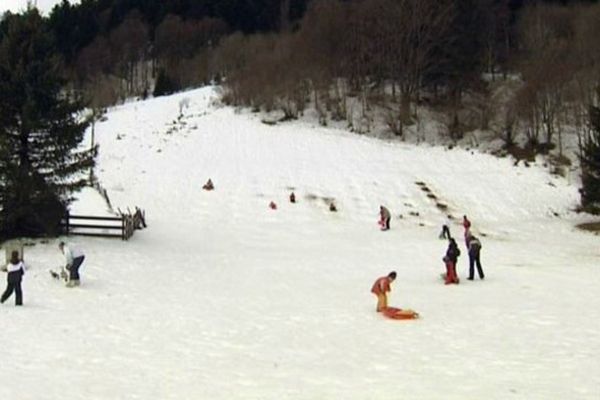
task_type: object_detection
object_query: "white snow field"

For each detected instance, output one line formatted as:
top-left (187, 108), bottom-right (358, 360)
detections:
top-left (1, 87), bottom-right (599, 400)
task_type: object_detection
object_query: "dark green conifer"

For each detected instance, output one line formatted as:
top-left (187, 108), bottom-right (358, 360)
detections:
top-left (0, 10), bottom-right (95, 239)
top-left (580, 106), bottom-right (600, 213)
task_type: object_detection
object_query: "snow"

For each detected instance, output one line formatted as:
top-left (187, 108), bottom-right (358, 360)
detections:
top-left (1, 86), bottom-right (599, 399)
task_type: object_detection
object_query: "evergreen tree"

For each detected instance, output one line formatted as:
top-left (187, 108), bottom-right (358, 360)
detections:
top-left (0, 10), bottom-right (95, 240)
top-left (580, 106), bottom-right (600, 212)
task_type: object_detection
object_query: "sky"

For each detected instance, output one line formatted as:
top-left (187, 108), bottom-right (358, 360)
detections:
top-left (0, 86), bottom-right (598, 399)
top-left (0, 0), bottom-right (78, 15)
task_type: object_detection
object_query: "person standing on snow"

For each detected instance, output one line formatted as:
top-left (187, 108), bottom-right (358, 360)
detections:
top-left (371, 271), bottom-right (397, 312)
top-left (439, 215), bottom-right (452, 239)
top-left (379, 205), bottom-right (391, 231)
top-left (443, 238), bottom-right (460, 284)
top-left (1, 251), bottom-right (25, 306)
top-left (462, 215), bottom-right (472, 248)
top-left (467, 235), bottom-right (485, 280)
top-left (59, 241), bottom-right (85, 287)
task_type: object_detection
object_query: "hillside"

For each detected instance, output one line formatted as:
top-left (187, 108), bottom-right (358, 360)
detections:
top-left (1, 87), bottom-right (598, 400)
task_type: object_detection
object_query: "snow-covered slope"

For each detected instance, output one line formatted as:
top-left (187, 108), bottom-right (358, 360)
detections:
top-left (1, 87), bottom-right (598, 400)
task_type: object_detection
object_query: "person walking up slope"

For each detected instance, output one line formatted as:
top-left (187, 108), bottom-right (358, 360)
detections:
top-left (59, 241), bottom-right (85, 287)
top-left (371, 271), bottom-right (397, 311)
top-left (1, 251), bottom-right (25, 306)
top-left (439, 215), bottom-right (452, 239)
top-left (462, 215), bottom-right (472, 247)
top-left (379, 206), bottom-right (391, 231)
top-left (467, 235), bottom-right (485, 280)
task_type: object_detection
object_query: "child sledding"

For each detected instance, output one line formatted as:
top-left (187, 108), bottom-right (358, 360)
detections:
top-left (202, 178), bottom-right (214, 191)
top-left (371, 271), bottom-right (420, 320)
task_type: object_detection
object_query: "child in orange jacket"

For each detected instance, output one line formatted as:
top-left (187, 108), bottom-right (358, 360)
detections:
top-left (371, 271), bottom-right (397, 311)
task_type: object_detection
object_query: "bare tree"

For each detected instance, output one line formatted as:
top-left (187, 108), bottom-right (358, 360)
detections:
top-left (108, 10), bottom-right (150, 96)
top-left (75, 36), bottom-right (111, 87)
top-left (344, 0), bottom-right (456, 134)
top-left (155, 15), bottom-right (228, 76)
top-left (295, 0), bottom-right (350, 122)
top-left (517, 3), bottom-right (577, 152)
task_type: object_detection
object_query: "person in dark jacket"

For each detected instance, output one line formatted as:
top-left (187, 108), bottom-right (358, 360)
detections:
top-left (467, 235), bottom-right (485, 280)
top-left (443, 238), bottom-right (460, 284)
top-left (202, 178), bottom-right (214, 191)
top-left (1, 251), bottom-right (25, 306)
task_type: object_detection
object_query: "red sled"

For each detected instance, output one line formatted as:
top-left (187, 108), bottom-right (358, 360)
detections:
top-left (382, 307), bottom-right (420, 320)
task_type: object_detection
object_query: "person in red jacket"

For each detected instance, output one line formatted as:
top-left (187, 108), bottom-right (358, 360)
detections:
top-left (371, 271), bottom-right (397, 312)
top-left (463, 215), bottom-right (471, 231)
top-left (443, 238), bottom-right (460, 284)
top-left (462, 215), bottom-right (472, 248)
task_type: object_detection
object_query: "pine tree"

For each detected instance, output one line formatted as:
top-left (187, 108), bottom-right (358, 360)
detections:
top-left (0, 10), bottom-right (95, 240)
top-left (580, 106), bottom-right (600, 213)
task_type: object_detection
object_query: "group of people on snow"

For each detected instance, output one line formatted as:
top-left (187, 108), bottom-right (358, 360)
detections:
top-left (442, 215), bottom-right (485, 284)
top-left (202, 177), bottom-right (486, 315)
top-left (371, 211), bottom-right (486, 314)
top-left (1, 241), bottom-right (85, 306)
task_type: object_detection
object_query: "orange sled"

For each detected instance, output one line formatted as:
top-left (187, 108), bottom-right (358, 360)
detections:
top-left (382, 307), bottom-right (420, 320)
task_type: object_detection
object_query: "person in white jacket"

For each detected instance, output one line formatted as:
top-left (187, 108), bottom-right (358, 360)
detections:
top-left (1, 251), bottom-right (25, 305)
top-left (439, 215), bottom-right (452, 239)
top-left (59, 241), bottom-right (85, 287)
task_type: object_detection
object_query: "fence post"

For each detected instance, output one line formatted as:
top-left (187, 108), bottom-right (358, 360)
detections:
top-left (122, 215), bottom-right (125, 240)
top-left (65, 211), bottom-right (70, 236)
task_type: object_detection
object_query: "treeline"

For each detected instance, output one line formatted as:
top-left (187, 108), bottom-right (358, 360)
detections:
top-left (0, 0), bottom-right (593, 111)
top-left (0, 0), bottom-right (309, 108)
top-left (220, 0), bottom-right (600, 145)
top-left (1, 0), bottom-right (597, 121)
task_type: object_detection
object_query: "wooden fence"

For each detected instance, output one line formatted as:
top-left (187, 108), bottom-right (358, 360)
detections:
top-left (61, 208), bottom-right (146, 240)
